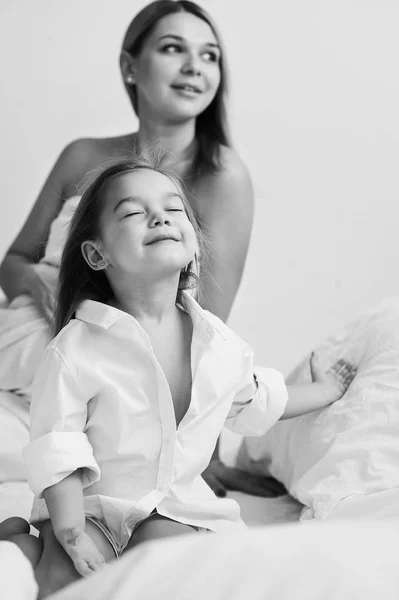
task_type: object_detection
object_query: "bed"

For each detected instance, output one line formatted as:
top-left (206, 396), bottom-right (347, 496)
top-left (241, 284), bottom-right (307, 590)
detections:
top-left (2, 382), bottom-right (399, 600)
top-left (2, 295), bottom-right (399, 599)
top-left (3, 514), bottom-right (399, 600)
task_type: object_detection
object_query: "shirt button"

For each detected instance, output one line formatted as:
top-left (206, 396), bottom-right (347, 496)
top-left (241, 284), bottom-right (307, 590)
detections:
top-left (163, 433), bottom-right (173, 442)
top-left (158, 483), bottom-right (168, 492)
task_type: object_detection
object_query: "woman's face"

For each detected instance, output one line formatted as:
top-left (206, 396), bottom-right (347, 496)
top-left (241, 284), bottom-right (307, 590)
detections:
top-left (131, 12), bottom-right (221, 122)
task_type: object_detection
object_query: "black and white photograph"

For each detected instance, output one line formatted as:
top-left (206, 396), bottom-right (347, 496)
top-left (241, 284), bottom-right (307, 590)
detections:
top-left (0, 1), bottom-right (398, 598)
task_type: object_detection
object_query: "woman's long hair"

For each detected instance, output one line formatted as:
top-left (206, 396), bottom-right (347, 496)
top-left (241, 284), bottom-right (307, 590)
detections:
top-left (54, 156), bottom-right (205, 336)
top-left (121, 0), bottom-right (230, 175)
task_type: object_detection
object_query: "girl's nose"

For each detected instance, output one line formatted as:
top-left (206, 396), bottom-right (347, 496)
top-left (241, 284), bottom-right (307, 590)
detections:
top-left (150, 212), bottom-right (170, 227)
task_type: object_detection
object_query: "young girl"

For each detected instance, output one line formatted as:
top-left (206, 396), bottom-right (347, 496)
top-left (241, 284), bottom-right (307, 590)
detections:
top-left (11, 158), bottom-right (354, 592)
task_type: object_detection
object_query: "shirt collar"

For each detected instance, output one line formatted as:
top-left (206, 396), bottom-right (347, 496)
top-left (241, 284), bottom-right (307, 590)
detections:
top-left (75, 300), bottom-right (128, 330)
top-left (75, 292), bottom-right (224, 344)
top-left (180, 292), bottom-right (218, 343)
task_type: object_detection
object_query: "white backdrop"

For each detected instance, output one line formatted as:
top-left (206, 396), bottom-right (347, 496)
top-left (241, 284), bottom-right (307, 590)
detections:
top-left (1, 0), bottom-right (398, 373)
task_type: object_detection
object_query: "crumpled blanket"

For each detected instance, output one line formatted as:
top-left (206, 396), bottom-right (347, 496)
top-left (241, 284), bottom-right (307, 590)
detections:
top-left (0, 294), bottom-right (50, 396)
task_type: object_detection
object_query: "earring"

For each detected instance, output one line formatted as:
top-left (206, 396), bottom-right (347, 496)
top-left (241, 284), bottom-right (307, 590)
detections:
top-left (100, 261), bottom-right (106, 268)
top-left (126, 75), bottom-right (134, 84)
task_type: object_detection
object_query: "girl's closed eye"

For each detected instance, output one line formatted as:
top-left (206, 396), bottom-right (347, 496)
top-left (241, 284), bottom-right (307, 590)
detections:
top-left (122, 211), bottom-right (143, 219)
top-left (166, 208), bottom-right (184, 212)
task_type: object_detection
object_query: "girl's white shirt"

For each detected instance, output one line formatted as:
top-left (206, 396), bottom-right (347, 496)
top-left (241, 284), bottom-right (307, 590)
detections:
top-left (23, 292), bottom-right (288, 548)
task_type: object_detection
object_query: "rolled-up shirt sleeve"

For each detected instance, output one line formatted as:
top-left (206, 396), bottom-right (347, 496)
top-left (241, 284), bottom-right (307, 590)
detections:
top-left (225, 346), bottom-right (288, 436)
top-left (23, 347), bottom-right (100, 498)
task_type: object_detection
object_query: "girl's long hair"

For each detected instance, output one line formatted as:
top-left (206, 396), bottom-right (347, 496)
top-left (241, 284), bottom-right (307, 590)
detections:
top-left (121, 0), bottom-right (230, 175)
top-left (54, 156), bottom-right (205, 336)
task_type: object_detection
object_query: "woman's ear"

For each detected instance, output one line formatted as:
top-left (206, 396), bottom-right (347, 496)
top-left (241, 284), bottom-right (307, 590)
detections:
top-left (81, 241), bottom-right (109, 271)
top-left (120, 50), bottom-right (137, 85)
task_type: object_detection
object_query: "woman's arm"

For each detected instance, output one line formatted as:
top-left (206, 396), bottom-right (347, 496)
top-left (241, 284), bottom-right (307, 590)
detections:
top-left (197, 152), bottom-right (253, 493)
top-left (0, 139), bottom-right (98, 305)
top-left (193, 149), bottom-right (254, 322)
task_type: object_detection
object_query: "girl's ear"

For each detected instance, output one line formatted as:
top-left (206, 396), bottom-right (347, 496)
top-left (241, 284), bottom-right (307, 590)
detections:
top-left (120, 50), bottom-right (137, 85)
top-left (81, 241), bottom-right (109, 271)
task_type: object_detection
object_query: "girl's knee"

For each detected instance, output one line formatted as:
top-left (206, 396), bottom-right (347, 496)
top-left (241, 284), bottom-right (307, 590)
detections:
top-left (0, 516), bottom-right (31, 539)
top-left (8, 533), bottom-right (43, 568)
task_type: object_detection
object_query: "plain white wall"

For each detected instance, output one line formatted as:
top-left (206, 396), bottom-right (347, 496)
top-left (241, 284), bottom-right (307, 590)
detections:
top-left (1, 0), bottom-right (398, 374)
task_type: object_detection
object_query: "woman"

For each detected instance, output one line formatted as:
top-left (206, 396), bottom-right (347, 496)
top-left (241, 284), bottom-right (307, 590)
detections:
top-left (0, 1), bottom-right (252, 324)
top-left (0, 1), bottom-right (255, 505)
top-left (0, 2), bottom-right (253, 385)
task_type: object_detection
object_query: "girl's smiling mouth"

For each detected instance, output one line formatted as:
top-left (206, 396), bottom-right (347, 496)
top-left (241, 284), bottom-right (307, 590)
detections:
top-left (146, 234), bottom-right (181, 245)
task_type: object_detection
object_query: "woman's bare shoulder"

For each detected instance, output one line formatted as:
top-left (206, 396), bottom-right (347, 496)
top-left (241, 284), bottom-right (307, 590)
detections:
top-left (218, 145), bottom-right (250, 175)
top-left (196, 146), bottom-right (251, 191)
top-left (59, 134), bottom-right (137, 196)
top-left (61, 134), bottom-right (136, 171)
top-left (193, 146), bottom-right (253, 211)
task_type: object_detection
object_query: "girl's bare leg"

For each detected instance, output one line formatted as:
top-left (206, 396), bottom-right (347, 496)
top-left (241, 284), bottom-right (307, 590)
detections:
top-left (1, 517), bottom-right (116, 599)
top-left (123, 513), bottom-right (200, 554)
top-left (35, 519), bottom-right (117, 599)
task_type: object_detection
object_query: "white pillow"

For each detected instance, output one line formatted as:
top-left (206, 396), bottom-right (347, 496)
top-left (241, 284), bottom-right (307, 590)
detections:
top-left (237, 297), bottom-right (399, 519)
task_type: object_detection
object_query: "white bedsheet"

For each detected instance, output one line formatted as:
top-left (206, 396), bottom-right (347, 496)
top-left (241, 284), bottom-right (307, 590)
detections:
top-left (0, 391), bottom-right (33, 523)
top-left (49, 518), bottom-right (399, 600)
top-left (2, 515), bottom-right (399, 600)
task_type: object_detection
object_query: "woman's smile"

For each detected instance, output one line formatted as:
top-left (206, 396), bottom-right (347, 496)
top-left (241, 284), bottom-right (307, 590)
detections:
top-left (171, 87), bottom-right (202, 99)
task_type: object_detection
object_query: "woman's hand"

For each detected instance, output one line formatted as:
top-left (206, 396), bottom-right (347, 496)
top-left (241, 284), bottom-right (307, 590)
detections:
top-left (202, 460), bottom-right (287, 498)
top-left (57, 527), bottom-right (105, 577)
top-left (310, 354), bottom-right (357, 404)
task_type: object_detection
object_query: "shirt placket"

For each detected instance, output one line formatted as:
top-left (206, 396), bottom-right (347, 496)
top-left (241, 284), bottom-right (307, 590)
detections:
top-left (151, 353), bottom-right (177, 495)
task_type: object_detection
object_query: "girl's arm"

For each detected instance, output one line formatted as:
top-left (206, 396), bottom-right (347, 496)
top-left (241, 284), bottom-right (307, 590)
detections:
top-left (193, 149), bottom-right (254, 322)
top-left (24, 347), bottom-right (104, 574)
top-left (44, 471), bottom-right (86, 538)
top-left (225, 354), bottom-right (356, 437)
top-left (44, 470), bottom-right (105, 576)
top-left (282, 357), bottom-right (356, 419)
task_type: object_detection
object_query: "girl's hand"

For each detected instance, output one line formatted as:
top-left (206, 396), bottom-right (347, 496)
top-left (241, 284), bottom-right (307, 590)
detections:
top-left (310, 354), bottom-right (357, 404)
top-left (58, 527), bottom-right (106, 577)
